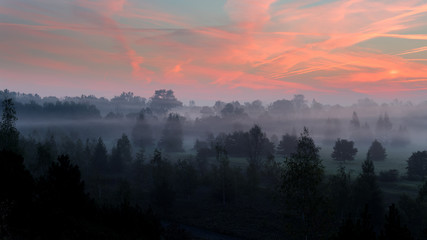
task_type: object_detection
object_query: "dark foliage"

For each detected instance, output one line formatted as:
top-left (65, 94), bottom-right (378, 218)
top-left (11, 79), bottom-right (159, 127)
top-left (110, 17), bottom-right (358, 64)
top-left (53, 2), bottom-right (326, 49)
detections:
top-left (352, 155), bottom-right (384, 227)
top-left (368, 140), bottom-right (387, 161)
top-left (379, 204), bottom-right (413, 240)
top-left (334, 206), bottom-right (377, 240)
top-left (0, 150), bottom-right (163, 239)
top-left (407, 151), bottom-right (427, 179)
top-left (132, 108), bottom-right (154, 149)
top-left (158, 113), bottom-right (184, 152)
top-left (90, 137), bottom-right (109, 175)
top-left (149, 89), bottom-right (182, 115)
top-left (277, 133), bottom-right (297, 157)
top-left (350, 111), bottom-right (361, 130)
top-left (376, 112), bottom-right (393, 133)
top-left (281, 128), bottom-right (324, 239)
top-left (150, 150), bottom-right (176, 209)
top-left (110, 134), bottom-right (132, 174)
top-left (0, 98), bottom-right (20, 153)
top-left (16, 100), bottom-right (101, 120)
top-left (328, 166), bottom-right (352, 222)
top-left (331, 138), bottom-right (358, 162)
top-left (0, 150), bottom-right (34, 237)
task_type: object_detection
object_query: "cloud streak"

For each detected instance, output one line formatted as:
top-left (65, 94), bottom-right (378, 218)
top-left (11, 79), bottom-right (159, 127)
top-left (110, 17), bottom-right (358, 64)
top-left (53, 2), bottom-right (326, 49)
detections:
top-left (1, 0), bottom-right (427, 101)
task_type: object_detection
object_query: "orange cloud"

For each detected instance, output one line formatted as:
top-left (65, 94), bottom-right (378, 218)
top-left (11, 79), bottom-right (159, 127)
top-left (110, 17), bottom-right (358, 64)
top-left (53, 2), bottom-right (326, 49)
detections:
top-left (2, 0), bottom-right (427, 101)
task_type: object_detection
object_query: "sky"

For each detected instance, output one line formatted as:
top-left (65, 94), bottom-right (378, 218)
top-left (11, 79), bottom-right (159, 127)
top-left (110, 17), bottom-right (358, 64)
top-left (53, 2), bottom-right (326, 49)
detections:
top-left (1, 0), bottom-right (427, 105)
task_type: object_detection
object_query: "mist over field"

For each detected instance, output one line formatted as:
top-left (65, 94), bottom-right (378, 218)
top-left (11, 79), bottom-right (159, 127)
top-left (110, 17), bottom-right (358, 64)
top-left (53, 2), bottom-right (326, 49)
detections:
top-left (1, 88), bottom-right (427, 239)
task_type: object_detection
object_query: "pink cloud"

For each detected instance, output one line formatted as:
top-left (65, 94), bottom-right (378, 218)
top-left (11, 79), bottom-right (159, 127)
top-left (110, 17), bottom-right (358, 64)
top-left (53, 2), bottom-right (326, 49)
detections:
top-left (1, 0), bottom-right (427, 100)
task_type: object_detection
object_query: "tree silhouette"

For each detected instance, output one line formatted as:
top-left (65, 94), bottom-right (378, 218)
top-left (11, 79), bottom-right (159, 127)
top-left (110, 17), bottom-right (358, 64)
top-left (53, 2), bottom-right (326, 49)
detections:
top-left (281, 127), bottom-right (324, 239)
top-left (328, 166), bottom-right (352, 221)
top-left (334, 206), bottom-right (377, 240)
top-left (132, 108), bottom-right (154, 149)
top-left (0, 98), bottom-right (19, 153)
top-left (379, 204), bottom-right (413, 240)
top-left (37, 155), bottom-right (88, 216)
top-left (111, 134), bottom-right (132, 174)
top-left (406, 151), bottom-right (427, 179)
top-left (220, 102), bottom-right (247, 119)
top-left (0, 150), bottom-right (33, 236)
top-left (215, 143), bottom-right (232, 205)
top-left (368, 140), bottom-right (387, 161)
top-left (277, 133), bottom-right (297, 157)
top-left (90, 137), bottom-right (108, 175)
top-left (376, 112), bottom-right (392, 133)
top-left (331, 139), bottom-right (358, 163)
top-left (150, 150), bottom-right (175, 209)
top-left (350, 111), bottom-right (361, 130)
top-left (352, 154), bottom-right (384, 227)
top-left (148, 89), bottom-right (182, 115)
top-left (175, 159), bottom-right (198, 197)
top-left (246, 125), bottom-right (273, 187)
top-left (268, 99), bottom-right (294, 115)
top-left (158, 113), bottom-right (184, 152)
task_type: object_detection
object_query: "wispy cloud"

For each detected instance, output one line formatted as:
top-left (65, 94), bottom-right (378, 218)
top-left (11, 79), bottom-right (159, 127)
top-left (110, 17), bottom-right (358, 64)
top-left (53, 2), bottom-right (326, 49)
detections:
top-left (1, 0), bottom-right (427, 101)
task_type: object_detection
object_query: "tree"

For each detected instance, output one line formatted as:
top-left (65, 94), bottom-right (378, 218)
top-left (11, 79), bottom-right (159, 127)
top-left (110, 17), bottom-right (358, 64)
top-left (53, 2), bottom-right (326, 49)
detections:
top-left (131, 148), bottom-right (146, 192)
top-left (379, 204), bottom-right (413, 240)
top-left (292, 94), bottom-right (308, 112)
top-left (263, 154), bottom-right (282, 188)
top-left (368, 140), bottom-right (387, 161)
top-left (90, 137), bottom-right (108, 175)
top-left (376, 112), bottom-right (392, 133)
top-left (331, 139), bottom-right (358, 163)
top-left (110, 134), bottom-right (132, 174)
top-left (246, 125), bottom-right (274, 187)
top-left (352, 154), bottom-right (384, 227)
top-left (334, 206), bottom-right (377, 240)
top-left (37, 155), bottom-right (88, 215)
top-left (33, 140), bottom-right (56, 177)
top-left (0, 98), bottom-right (19, 153)
top-left (281, 127), bottom-right (324, 238)
top-left (132, 109), bottom-right (154, 149)
top-left (174, 159), bottom-right (198, 198)
top-left (220, 102), bottom-right (246, 118)
top-left (268, 99), bottom-right (294, 115)
top-left (350, 111), bottom-right (361, 130)
top-left (158, 113), bottom-right (184, 152)
top-left (150, 149), bottom-right (175, 209)
top-left (148, 89), bottom-right (182, 115)
top-left (328, 166), bottom-right (352, 221)
top-left (215, 143), bottom-right (232, 205)
top-left (406, 151), bottom-right (427, 179)
top-left (0, 150), bottom-right (34, 236)
top-left (383, 112), bottom-right (393, 131)
top-left (277, 133), bottom-right (297, 157)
